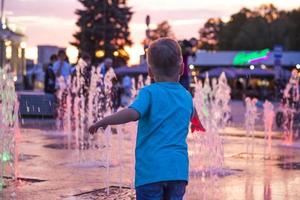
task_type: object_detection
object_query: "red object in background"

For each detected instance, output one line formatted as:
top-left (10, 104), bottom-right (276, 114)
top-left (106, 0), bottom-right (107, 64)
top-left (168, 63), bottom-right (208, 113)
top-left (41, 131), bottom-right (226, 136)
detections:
top-left (191, 115), bottom-right (206, 133)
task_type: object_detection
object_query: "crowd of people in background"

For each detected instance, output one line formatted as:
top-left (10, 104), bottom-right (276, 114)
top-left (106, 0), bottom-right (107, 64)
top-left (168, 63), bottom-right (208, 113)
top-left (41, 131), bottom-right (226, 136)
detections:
top-left (44, 50), bottom-right (74, 93)
top-left (43, 50), bottom-right (125, 112)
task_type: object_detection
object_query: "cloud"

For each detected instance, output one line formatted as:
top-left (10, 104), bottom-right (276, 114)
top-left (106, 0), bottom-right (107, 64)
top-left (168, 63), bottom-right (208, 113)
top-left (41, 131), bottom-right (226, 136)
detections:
top-left (6, 0), bottom-right (82, 19)
top-left (131, 8), bottom-right (229, 24)
top-left (10, 16), bottom-right (75, 27)
top-left (8, 15), bottom-right (77, 47)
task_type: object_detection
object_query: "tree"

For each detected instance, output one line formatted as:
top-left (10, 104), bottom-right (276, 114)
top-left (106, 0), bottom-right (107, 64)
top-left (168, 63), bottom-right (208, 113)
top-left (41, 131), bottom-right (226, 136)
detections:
top-left (198, 18), bottom-right (223, 50)
top-left (71, 0), bottom-right (133, 65)
top-left (256, 4), bottom-right (279, 22)
top-left (285, 8), bottom-right (300, 50)
top-left (213, 4), bottom-right (300, 51)
top-left (233, 16), bottom-right (271, 50)
top-left (218, 8), bottom-right (252, 50)
top-left (144, 20), bottom-right (174, 44)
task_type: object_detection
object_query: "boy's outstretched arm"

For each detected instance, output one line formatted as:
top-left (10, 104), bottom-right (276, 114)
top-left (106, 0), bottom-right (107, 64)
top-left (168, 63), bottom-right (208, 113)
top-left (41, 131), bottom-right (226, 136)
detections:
top-left (88, 108), bottom-right (139, 134)
top-left (191, 107), bottom-right (206, 133)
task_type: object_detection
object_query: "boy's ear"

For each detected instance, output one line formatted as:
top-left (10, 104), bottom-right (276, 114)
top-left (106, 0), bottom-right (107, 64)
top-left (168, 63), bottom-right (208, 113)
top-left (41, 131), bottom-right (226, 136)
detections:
top-left (179, 62), bottom-right (184, 76)
top-left (148, 67), bottom-right (154, 78)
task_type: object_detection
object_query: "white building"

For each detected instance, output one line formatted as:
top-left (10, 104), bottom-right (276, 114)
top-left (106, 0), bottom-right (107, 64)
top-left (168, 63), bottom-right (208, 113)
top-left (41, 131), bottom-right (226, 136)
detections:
top-left (37, 45), bottom-right (65, 65)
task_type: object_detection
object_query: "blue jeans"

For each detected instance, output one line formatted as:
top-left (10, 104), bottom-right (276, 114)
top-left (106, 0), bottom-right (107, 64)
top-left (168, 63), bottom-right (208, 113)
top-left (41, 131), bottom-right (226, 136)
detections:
top-left (136, 180), bottom-right (187, 200)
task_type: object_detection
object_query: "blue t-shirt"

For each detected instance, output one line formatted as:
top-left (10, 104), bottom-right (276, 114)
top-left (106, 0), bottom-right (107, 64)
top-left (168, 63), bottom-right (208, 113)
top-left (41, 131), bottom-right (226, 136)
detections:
top-left (52, 61), bottom-right (73, 78)
top-left (129, 82), bottom-right (193, 187)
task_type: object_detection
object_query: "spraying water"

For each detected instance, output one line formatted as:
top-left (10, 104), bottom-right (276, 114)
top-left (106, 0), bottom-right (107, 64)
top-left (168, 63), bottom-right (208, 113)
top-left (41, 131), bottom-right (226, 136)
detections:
top-left (244, 97), bottom-right (258, 157)
top-left (190, 72), bottom-right (231, 199)
top-left (263, 100), bottom-right (274, 158)
top-left (281, 69), bottom-right (299, 145)
top-left (0, 65), bottom-right (20, 190)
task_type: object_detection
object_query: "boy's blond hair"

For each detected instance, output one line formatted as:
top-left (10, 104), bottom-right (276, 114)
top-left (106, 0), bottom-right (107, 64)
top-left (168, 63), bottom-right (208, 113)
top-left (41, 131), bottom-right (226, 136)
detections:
top-left (146, 37), bottom-right (183, 77)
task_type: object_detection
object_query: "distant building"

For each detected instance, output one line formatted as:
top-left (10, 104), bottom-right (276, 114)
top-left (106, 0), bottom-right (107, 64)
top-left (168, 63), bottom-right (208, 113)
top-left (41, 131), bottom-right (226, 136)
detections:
top-left (0, 18), bottom-right (26, 89)
top-left (37, 45), bottom-right (65, 65)
top-left (188, 50), bottom-right (300, 68)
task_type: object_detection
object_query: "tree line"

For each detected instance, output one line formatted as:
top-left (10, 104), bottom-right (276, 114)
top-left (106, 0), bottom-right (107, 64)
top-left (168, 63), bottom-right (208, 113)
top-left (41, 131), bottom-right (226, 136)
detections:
top-left (72, 2), bottom-right (300, 65)
top-left (199, 4), bottom-right (300, 51)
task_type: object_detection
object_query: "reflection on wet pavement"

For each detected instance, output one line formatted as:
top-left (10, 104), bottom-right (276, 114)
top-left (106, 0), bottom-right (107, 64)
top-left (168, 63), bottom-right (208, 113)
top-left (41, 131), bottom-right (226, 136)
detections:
top-left (2, 124), bottom-right (300, 200)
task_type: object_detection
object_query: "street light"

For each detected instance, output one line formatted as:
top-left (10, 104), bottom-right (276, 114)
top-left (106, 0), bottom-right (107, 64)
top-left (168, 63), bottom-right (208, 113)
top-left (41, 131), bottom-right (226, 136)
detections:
top-left (261, 64), bottom-right (266, 69)
top-left (1, 0), bottom-right (5, 23)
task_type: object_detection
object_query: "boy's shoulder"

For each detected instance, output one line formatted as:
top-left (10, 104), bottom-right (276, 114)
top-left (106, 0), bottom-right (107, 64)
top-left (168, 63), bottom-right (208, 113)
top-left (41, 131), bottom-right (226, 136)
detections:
top-left (140, 83), bottom-right (192, 98)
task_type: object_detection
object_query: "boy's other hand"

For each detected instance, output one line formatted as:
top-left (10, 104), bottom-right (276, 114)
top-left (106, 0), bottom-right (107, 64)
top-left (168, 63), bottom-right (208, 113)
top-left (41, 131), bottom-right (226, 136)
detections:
top-left (191, 123), bottom-right (206, 133)
top-left (190, 111), bottom-right (206, 133)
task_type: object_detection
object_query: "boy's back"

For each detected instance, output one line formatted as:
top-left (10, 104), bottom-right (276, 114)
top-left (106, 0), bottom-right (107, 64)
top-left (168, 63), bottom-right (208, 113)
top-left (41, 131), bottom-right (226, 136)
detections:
top-left (130, 82), bottom-right (193, 187)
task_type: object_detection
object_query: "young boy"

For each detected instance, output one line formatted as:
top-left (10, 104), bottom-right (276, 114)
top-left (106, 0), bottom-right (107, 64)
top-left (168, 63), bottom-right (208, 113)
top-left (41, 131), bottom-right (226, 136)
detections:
top-left (89, 38), bottom-right (204, 200)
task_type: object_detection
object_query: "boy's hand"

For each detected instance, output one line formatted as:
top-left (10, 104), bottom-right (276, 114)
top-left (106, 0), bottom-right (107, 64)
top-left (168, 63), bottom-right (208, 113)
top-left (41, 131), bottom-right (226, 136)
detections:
top-left (88, 124), bottom-right (99, 134)
top-left (88, 122), bottom-right (107, 134)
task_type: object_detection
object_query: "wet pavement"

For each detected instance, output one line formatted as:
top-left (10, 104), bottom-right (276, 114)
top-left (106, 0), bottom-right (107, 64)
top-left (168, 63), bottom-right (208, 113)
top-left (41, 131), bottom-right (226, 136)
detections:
top-left (2, 99), bottom-right (300, 200)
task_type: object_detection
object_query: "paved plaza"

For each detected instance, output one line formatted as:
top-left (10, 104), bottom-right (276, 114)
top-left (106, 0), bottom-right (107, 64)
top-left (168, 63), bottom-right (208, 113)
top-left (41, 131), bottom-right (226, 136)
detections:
top-left (2, 101), bottom-right (300, 200)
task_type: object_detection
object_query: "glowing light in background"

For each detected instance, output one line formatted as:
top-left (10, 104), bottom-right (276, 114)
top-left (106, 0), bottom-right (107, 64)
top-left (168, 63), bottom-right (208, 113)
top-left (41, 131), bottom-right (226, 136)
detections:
top-left (125, 45), bottom-right (144, 66)
top-left (95, 50), bottom-right (105, 58)
top-left (113, 51), bottom-right (119, 57)
top-left (261, 64), bottom-right (266, 69)
top-left (250, 65), bottom-right (255, 70)
top-left (5, 46), bottom-right (12, 59)
top-left (25, 46), bottom-right (38, 63)
top-left (296, 64), bottom-right (300, 70)
top-left (20, 42), bottom-right (27, 49)
top-left (66, 46), bottom-right (79, 63)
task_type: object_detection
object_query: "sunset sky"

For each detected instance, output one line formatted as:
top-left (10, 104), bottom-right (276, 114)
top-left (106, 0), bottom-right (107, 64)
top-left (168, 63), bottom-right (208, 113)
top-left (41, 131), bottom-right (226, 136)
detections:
top-left (5, 0), bottom-right (300, 64)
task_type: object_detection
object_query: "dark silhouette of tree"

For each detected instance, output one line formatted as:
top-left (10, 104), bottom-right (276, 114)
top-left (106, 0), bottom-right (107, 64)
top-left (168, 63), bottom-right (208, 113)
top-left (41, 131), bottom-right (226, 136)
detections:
top-left (153, 21), bottom-right (174, 39)
top-left (218, 9), bottom-right (250, 50)
top-left (285, 8), bottom-right (300, 50)
top-left (142, 20), bottom-right (175, 55)
top-left (198, 18), bottom-right (223, 50)
top-left (256, 4), bottom-right (279, 22)
top-left (71, 0), bottom-right (133, 65)
top-left (233, 16), bottom-right (271, 50)
top-left (144, 20), bottom-right (174, 44)
top-left (201, 4), bottom-right (300, 51)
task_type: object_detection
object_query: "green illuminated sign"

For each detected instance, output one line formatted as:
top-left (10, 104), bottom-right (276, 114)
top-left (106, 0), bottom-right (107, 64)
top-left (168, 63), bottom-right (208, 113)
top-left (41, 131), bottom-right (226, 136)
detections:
top-left (233, 49), bottom-right (270, 65)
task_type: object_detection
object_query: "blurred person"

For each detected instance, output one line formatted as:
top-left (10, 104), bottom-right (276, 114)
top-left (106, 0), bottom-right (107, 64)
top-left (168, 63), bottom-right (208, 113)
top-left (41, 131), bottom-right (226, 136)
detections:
top-left (52, 50), bottom-right (73, 129)
top-left (179, 40), bottom-right (193, 91)
top-left (44, 54), bottom-right (57, 93)
top-left (111, 78), bottom-right (122, 111)
top-left (52, 50), bottom-right (73, 87)
top-left (120, 75), bottom-right (132, 107)
top-left (99, 57), bottom-right (113, 78)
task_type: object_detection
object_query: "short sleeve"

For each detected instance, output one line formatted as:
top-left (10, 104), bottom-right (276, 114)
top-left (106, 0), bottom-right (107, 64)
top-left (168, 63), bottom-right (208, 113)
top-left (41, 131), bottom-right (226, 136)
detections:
top-left (129, 88), bottom-right (151, 119)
